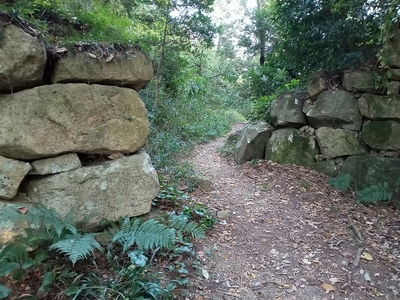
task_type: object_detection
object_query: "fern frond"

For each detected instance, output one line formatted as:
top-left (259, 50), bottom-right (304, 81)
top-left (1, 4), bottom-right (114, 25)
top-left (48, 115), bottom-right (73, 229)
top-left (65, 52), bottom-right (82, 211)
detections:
top-left (168, 214), bottom-right (205, 239)
top-left (328, 173), bottom-right (351, 192)
top-left (357, 182), bottom-right (393, 204)
top-left (33, 205), bottom-right (77, 237)
top-left (112, 217), bottom-right (141, 253)
top-left (183, 222), bottom-right (206, 239)
top-left (112, 218), bottom-right (175, 252)
top-left (0, 242), bottom-right (28, 263)
top-left (169, 214), bottom-right (189, 230)
top-left (135, 220), bottom-right (175, 251)
top-left (49, 233), bottom-right (102, 265)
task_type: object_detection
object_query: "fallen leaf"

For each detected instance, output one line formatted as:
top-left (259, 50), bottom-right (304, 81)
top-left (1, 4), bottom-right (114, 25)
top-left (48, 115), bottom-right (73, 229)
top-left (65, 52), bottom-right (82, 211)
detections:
top-left (88, 52), bottom-right (97, 58)
top-left (329, 277), bottom-right (341, 285)
top-left (105, 53), bottom-right (115, 62)
top-left (361, 252), bottom-right (373, 261)
top-left (321, 283), bottom-right (335, 293)
top-left (364, 272), bottom-right (371, 281)
top-left (17, 206), bottom-right (28, 214)
top-left (302, 258), bottom-right (312, 265)
top-left (201, 268), bottom-right (209, 279)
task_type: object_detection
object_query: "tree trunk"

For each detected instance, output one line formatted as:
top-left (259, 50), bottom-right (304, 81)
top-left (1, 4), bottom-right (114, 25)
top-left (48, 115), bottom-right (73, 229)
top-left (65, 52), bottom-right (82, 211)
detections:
top-left (154, 13), bottom-right (169, 110)
top-left (257, 0), bottom-right (266, 66)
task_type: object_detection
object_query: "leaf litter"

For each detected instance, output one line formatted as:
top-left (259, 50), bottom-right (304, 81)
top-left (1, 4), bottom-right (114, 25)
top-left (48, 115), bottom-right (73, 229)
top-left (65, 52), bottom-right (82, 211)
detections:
top-left (180, 124), bottom-right (400, 300)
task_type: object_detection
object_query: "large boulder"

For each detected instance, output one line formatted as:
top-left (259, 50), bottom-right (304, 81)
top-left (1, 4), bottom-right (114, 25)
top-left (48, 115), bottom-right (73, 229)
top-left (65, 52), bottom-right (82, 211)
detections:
top-left (381, 29), bottom-right (400, 68)
top-left (343, 71), bottom-right (382, 94)
top-left (234, 122), bottom-right (274, 163)
top-left (361, 121), bottom-right (400, 151)
top-left (307, 74), bottom-right (328, 100)
top-left (341, 155), bottom-right (400, 189)
top-left (315, 127), bottom-right (366, 159)
top-left (306, 90), bottom-right (362, 131)
top-left (265, 128), bottom-right (319, 168)
top-left (52, 49), bottom-right (153, 91)
top-left (0, 84), bottom-right (150, 160)
top-left (25, 152), bottom-right (159, 228)
top-left (0, 25), bottom-right (46, 93)
top-left (269, 93), bottom-right (307, 128)
top-left (30, 153), bottom-right (82, 175)
top-left (358, 94), bottom-right (400, 121)
top-left (0, 156), bottom-right (31, 200)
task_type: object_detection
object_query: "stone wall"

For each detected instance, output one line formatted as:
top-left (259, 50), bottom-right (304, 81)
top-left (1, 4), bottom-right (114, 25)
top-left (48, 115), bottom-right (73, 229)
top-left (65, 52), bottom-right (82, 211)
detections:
top-left (0, 24), bottom-right (159, 241)
top-left (231, 29), bottom-right (400, 190)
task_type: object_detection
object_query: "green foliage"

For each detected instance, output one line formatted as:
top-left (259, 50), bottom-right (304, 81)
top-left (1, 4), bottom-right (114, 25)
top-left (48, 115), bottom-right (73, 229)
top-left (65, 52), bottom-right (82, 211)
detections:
top-left (357, 182), bottom-right (393, 204)
top-left (0, 284), bottom-right (11, 299)
top-left (328, 173), bottom-right (351, 192)
top-left (0, 205), bottom-right (103, 296)
top-left (112, 218), bottom-right (175, 253)
top-left (112, 213), bottom-right (205, 254)
top-left (168, 213), bottom-right (206, 239)
top-left (268, 0), bottom-right (385, 75)
top-left (49, 233), bottom-right (102, 265)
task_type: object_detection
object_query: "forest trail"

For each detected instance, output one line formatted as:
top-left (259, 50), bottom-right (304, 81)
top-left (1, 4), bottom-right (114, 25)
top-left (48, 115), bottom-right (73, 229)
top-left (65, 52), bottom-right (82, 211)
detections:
top-left (183, 124), bottom-right (400, 300)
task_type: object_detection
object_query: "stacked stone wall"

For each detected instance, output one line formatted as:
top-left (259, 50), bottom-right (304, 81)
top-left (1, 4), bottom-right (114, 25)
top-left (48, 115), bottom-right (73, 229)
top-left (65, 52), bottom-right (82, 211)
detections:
top-left (0, 24), bottom-right (159, 242)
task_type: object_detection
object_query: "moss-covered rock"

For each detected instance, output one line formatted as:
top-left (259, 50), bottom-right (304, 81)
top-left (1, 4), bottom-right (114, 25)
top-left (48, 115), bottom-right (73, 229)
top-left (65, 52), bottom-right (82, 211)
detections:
top-left (358, 94), bottom-right (400, 121)
top-left (265, 128), bottom-right (318, 168)
top-left (307, 74), bottom-right (328, 100)
top-left (315, 160), bottom-right (341, 177)
top-left (269, 93), bottom-right (307, 129)
top-left (361, 121), bottom-right (400, 151)
top-left (306, 90), bottom-right (362, 131)
top-left (341, 155), bottom-right (400, 189)
top-left (315, 127), bottom-right (366, 159)
top-left (381, 29), bottom-right (400, 68)
top-left (343, 71), bottom-right (383, 94)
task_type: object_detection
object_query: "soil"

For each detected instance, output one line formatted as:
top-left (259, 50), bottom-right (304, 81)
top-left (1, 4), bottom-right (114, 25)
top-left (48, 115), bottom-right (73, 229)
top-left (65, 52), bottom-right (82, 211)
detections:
top-left (182, 123), bottom-right (400, 300)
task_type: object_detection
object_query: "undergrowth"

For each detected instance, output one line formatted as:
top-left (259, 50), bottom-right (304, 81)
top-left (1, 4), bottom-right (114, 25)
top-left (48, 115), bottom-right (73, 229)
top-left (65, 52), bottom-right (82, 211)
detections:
top-left (0, 0), bottom-right (140, 45)
top-left (328, 173), bottom-right (398, 208)
top-left (0, 184), bottom-right (216, 299)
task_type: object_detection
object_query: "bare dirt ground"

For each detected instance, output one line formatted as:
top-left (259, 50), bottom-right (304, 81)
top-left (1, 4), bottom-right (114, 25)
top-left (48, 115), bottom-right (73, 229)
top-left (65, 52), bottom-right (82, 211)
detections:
top-left (182, 124), bottom-right (400, 300)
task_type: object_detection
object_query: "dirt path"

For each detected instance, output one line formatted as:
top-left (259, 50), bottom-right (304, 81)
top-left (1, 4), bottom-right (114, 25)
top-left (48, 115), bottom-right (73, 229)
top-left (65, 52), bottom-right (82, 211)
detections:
top-left (182, 124), bottom-right (400, 300)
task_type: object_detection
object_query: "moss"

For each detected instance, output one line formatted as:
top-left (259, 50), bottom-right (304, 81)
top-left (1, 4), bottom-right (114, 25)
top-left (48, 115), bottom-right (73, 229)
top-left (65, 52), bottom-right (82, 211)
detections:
top-left (266, 129), bottom-right (317, 168)
top-left (362, 121), bottom-right (393, 148)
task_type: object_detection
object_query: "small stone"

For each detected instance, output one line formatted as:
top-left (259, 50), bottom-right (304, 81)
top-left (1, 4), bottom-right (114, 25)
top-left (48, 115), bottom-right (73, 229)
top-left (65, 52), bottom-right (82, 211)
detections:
top-left (197, 175), bottom-right (213, 192)
top-left (0, 156), bottom-right (32, 200)
top-left (315, 154), bottom-right (326, 162)
top-left (217, 210), bottom-right (232, 220)
top-left (30, 153), bottom-right (81, 175)
top-left (108, 152), bottom-right (124, 160)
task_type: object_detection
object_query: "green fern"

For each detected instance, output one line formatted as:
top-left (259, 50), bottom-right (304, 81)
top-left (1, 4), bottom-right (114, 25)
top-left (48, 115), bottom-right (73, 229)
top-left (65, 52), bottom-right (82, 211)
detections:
top-left (112, 217), bottom-right (175, 253)
top-left (357, 182), bottom-right (393, 204)
top-left (49, 233), bottom-right (102, 265)
top-left (168, 214), bottom-right (206, 239)
top-left (328, 173), bottom-right (351, 192)
top-left (0, 204), bottom-right (77, 239)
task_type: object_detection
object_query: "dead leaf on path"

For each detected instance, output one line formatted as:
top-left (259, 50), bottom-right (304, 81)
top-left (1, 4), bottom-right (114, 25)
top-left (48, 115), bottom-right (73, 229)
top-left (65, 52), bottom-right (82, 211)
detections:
top-left (201, 268), bottom-right (209, 279)
top-left (361, 252), bottom-right (373, 261)
top-left (329, 277), bottom-right (343, 285)
top-left (322, 283), bottom-right (335, 293)
top-left (17, 206), bottom-right (28, 214)
top-left (364, 272), bottom-right (371, 281)
top-left (88, 52), bottom-right (97, 58)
